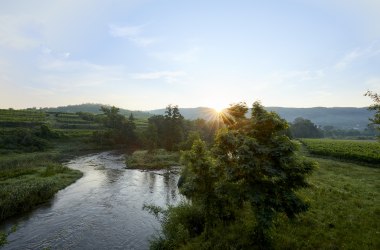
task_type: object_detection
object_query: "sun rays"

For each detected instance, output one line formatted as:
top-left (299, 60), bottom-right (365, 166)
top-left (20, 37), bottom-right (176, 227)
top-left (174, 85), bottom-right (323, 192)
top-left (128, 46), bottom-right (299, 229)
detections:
top-left (197, 106), bottom-right (236, 132)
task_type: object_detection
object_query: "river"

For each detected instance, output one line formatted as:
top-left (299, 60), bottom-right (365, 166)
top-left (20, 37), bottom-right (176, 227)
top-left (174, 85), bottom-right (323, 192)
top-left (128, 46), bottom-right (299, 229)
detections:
top-left (0, 151), bottom-right (183, 250)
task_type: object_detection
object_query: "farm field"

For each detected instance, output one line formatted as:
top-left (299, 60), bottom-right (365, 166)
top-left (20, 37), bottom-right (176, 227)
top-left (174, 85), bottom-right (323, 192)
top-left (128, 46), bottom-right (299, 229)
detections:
top-left (301, 139), bottom-right (380, 165)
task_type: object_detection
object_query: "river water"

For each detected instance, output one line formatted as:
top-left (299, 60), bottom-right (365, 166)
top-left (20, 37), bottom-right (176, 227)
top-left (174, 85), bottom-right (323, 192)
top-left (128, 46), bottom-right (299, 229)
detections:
top-left (0, 152), bottom-right (182, 250)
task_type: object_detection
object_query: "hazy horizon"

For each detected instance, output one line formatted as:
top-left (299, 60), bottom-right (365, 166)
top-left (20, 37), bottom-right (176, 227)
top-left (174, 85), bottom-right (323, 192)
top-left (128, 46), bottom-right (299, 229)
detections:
top-left (1, 0), bottom-right (379, 110)
top-left (2, 102), bottom-right (372, 112)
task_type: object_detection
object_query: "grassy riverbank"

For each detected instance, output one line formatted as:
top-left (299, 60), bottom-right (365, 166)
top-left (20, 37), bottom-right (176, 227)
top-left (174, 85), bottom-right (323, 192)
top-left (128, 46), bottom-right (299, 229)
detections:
top-left (0, 145), bottom-right (87, 223)
top-left (125, 149), bottom-right (180, 170)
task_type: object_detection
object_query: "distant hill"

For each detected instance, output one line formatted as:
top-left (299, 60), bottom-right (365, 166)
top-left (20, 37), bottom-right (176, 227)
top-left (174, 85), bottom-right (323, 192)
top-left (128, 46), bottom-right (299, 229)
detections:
top-left (40, 103), bottom-right (152, 119)
top-left (35, 104), bottom-right (374, 130)
top-left (266, 107), bottom-right (374, 130)
top-left (150, 107), bottom-right (375, 130)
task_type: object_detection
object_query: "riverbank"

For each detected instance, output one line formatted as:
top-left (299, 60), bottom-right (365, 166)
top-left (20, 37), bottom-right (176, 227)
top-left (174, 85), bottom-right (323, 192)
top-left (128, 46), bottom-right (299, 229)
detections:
top-left (125, 149), bottom-right (180, 170)
top-left (0, 138), bottom-right (105, 224)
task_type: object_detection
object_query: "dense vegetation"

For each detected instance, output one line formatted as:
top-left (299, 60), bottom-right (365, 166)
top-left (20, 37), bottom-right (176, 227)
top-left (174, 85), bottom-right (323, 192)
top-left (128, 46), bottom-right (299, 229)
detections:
top-left (301, 139), bottom-right (380, 164)
top-left (0, 108), bottom-right (108, 226)
top-left (126, 149), bottom-right (180, 169)
top-left (365, 91), bottom-right (380, 138)
top-left (0, 155), bottom-right (82, 221)
top-left (145, 102), bottom-right (316, 249)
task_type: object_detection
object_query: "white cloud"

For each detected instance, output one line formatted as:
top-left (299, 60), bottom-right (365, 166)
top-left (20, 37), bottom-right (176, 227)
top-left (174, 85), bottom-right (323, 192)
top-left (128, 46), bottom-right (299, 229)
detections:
top-left (133, 71), bottom-right (186, 83)
top-left (335, 42), bottom-right (380, 70)
top-left (109, 24), bottom-right (157, 47)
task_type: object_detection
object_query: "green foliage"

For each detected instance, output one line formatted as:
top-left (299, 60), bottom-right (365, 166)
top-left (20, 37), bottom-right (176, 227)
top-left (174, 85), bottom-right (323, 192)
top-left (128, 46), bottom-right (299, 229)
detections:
top-left (0, 125), bottom-right (60, 153)
top-left (365, 91), bottom-right (380, 139)
top-left (0, 158), bottom-right (82, 222)
top-left (144, 105), bottom-right (185, 151)
top-left (212, 102), bottom-right (316, 246)
top-left (145, 202), bottom-right (205, 250)
top-left (290, 117), bottom-right (323, 138)
top-left (93, 106), bottom-right (137, 147)
top-left (126, 149), bottom-right (179, 169)
top-left (301, 139), bottom-right (380, 164)
top-left (151, 101), bottom-right (316, 249)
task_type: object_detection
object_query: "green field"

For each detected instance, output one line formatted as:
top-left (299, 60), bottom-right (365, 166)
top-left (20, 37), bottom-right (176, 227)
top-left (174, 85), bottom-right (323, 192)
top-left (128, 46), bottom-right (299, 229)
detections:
top-left (273, 157), bottom-right (380, 249)
top-left (301, 139), bottom-right (380, 164)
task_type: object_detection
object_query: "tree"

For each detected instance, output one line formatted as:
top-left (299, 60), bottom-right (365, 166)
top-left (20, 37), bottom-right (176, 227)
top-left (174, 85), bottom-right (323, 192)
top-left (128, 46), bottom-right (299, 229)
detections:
top-left (290, 117), bottom-right (323, 138)
top-left (213, 102), bottom-right (316, 246)
top-left (173, 102), bottom-right (316, 248)
top-left (365, 91), bottom-right (380, 137)
top-left (96, 106), bottom-right (137, 147)
top-left (100, 106), bottom-right (124, 129)
top-left (146, 105), bottom-right (185, 151)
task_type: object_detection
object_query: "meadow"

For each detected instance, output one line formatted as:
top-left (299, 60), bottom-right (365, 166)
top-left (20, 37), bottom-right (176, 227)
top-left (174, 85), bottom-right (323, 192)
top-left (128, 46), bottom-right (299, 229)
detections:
top-left (273, 157), bottom-right (379, 249)
top-left (301, 138), bottom-right (380, 165)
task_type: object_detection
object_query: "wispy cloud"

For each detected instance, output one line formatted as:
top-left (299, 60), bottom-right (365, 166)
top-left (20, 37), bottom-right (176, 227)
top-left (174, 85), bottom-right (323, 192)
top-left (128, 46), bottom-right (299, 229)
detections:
top-left (109, 24), bottom-right (157, 47)
top-left (132, 71), bottom-right (186, 83)
top-left (335, 42), bottom-right (380, 70)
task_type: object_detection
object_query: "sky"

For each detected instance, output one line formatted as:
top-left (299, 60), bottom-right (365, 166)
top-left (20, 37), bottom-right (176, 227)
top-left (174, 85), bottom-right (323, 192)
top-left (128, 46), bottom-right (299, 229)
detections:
top-left (1, 0), bottom-right (380, 110)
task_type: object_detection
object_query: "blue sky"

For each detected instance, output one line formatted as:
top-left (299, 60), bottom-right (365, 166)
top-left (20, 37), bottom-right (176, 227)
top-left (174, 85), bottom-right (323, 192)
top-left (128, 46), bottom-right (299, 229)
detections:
top-left (1, 0), bottom-right (379, 110)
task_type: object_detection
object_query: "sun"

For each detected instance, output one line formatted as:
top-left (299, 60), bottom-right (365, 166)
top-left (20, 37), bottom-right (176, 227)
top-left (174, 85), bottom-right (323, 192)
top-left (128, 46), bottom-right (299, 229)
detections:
top-left (213, 104), bottom-right (226, 114)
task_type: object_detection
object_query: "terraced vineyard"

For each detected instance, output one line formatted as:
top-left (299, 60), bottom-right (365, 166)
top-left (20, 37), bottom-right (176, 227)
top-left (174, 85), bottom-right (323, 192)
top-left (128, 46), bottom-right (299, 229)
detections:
top-left (301, 139), bottom-right (380, 164)
top-left (0, 109), bottom-right (47, 127)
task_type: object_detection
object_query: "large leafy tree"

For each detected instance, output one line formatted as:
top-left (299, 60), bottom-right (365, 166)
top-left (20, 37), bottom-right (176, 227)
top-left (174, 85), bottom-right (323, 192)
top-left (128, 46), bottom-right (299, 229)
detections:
top-left (290, 117), bottom-right (323, 138)
top-left (146, 105), bottom-right (185, 151)
top-left (213, 102), bottom-right (316, 245)
top-left (173, 102), bottom-right (316, 248)
top-left (96, 106), bottom-right (136, 146)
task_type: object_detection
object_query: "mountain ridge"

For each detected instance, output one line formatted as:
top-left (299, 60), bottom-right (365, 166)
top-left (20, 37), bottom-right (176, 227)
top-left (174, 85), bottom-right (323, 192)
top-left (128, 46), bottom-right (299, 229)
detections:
top-left (34, 103), bottom-right (373, 130)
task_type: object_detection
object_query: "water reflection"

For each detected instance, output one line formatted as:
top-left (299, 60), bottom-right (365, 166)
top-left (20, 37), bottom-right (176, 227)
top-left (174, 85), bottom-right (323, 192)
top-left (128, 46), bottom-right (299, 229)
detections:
top-left (0, 151), bottom-right (183, 250)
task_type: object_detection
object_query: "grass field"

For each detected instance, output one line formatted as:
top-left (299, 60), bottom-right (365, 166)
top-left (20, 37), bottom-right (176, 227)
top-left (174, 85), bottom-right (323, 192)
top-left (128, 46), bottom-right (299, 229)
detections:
top-left (273, 157), bottom-right (380, 249)
top-left (301, 139), bottom-right (380, 165)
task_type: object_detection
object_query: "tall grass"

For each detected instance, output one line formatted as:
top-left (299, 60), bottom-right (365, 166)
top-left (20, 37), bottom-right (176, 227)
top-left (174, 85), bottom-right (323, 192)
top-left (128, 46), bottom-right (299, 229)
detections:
top-left (126, 149), bottom-right (180, 169)
top-left (0, 159), bottom-right (82, 222)
top-left (273, 157), bottom-right (380, 249)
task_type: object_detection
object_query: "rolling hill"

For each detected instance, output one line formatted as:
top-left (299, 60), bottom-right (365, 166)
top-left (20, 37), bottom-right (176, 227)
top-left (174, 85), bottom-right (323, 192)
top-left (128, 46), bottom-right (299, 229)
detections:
top-left (32, 104), bottom-right (374, 130)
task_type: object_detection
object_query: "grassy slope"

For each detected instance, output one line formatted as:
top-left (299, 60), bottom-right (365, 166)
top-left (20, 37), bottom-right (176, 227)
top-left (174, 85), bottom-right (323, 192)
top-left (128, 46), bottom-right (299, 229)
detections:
top-left (273, 157), bottom-right (380, 249)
